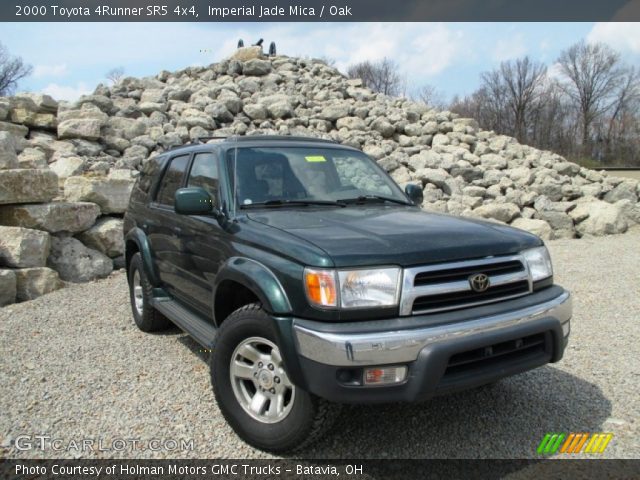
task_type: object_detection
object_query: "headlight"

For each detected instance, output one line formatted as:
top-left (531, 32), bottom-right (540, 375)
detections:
top-left (338, 268), bottom-right (401, 308)
top-left (522, 246), bottom-right (553, 282)
top-left (304, 267), bottom-right (401, 309)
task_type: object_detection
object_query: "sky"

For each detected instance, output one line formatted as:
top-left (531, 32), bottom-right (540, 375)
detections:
top-left (1, 22), bottom-right (640, 102)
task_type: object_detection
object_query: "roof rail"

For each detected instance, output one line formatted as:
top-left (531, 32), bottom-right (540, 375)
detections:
top-left (232, 135), bottom-right (337, 144)
top-left (166, 134), bottom-right (338, 151)
top-left (192, 136), bottom-right (228, 144)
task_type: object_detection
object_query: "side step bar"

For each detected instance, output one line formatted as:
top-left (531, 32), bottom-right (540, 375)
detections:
top-left (152, 297), bottom-right (217, 348)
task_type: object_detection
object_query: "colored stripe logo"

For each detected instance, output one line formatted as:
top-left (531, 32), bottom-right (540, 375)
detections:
top-left (537, 433), bottom-right (613, 455)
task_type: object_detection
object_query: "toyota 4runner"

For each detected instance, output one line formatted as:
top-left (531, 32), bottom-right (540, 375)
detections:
top-left (123, 135), bottom-right (572, 452)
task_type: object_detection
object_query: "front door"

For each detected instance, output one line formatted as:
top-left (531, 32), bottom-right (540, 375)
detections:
top-left (173, 151), bottom-right (226, 314)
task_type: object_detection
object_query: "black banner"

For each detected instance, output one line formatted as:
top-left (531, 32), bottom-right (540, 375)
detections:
top-left (1, 459), bottom-right (639, 480)
top-left (2, 0), bottom-right (640, 22)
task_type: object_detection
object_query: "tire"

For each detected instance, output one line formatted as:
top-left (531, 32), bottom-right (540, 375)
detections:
top-left (128, 253), bottom-right (172, 332)
top-left (211, 303), bottom-right (341, 453)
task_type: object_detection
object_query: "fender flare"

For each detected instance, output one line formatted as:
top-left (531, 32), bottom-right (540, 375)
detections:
top-left (124, 227), bottom-right (161, 287)
top-left (212, 257), bottom-right (292, 320)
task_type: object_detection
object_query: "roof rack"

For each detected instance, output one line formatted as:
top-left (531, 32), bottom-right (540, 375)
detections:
top-left (192, 136), bottom-right (228, 144)
top-left (232, 135), bottom-right (337, 144)
top-left (166, 134), bottom-right (338, 151)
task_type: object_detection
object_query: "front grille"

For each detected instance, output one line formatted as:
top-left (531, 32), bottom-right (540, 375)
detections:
top-left (412, 280), bottom-right (530, 312)
top-left (399, 255), bottom-right (532, 315)
top-left (442, 332), bottom-right (548, 379)
top-left (414, 260), bottom-right (523, 286)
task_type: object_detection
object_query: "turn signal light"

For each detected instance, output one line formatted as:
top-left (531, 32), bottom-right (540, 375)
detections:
top-left (364, 366), bottom-right (407, 385)
top-left (304, 269), bottom-right (337, 308)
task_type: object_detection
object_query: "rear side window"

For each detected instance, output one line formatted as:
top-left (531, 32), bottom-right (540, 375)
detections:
top-left (155, 155), bottom-right (190, 206)
top-left (188, 153), bottom-right (219, 202)
top-left (136, 156), bottom-right (164, 195)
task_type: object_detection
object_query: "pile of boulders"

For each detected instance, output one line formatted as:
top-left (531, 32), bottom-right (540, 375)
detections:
top-left (0, 118), bottom-right (133, 306)
top-left (1, 47), bottom-right (639, 306)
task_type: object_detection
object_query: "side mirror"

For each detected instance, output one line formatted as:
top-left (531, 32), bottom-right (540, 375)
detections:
top-left (405, 184), bottom-right (423, 205)
top-left (174, 187), bottom-right (214, 215)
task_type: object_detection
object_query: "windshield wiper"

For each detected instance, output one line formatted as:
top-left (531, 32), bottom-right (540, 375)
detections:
top-left (338, 195), bottom-right (411, 206)
top-left (240, 199), bottom-right (346, 209)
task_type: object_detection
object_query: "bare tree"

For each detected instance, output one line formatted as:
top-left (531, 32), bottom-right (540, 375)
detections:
top-left (106, 67), bottom-right (125, 85)
top-left (347, 58), bottom-right (404, 96)
top-left (413, 84), bottom-right (446, 109)
top-left (470, 57), bottom-right (548, 143)
top-left (0, 42), bottom-right (33, 96)
top-left (557, 41), bottom-right (623, 150)
top-left (600, 66), bottom-right (640, 162)
top-left (497, 57), bottom-right (547, 142)
top-left (451, 42), bottom-right (640, 167)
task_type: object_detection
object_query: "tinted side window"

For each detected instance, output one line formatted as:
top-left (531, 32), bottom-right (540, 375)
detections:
top-left (155, 155), bottom-right (190, 206)
top-left (137, 155), bottom-right (165, 194)
top-left (187, 153), bottom-right (219, 203)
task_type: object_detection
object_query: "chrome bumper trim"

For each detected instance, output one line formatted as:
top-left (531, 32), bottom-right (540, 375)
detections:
top-left (293, 291), bottom-right (571, 367)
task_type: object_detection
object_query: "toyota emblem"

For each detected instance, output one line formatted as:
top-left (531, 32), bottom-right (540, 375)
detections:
top-left (469, 273), bottom-right (490, 292)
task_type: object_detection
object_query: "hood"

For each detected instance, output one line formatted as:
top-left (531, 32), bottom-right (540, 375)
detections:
top-left (246, 205), bottom-right (542, 268)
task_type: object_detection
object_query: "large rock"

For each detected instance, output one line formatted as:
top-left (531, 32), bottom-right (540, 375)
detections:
top-left (77, 217), bottom-right (124, 257)
top-left (0, 226), bottom-right (50, 268)
top-left (480, 154), bottom-right (508, 170)
top-left (472, 203), bottom-right (520, 223)
top-left (10, 96), bottom-right (57, 129)
top-left (552, 161), bottom-right (580, 176)
top-left (0, 202), bottom-right (100, 233)
top-left (537, 211), bottom-right (575, 238)
top-left (47, 236), bottom-right (113, 283)
top-left (231, 46), bottom-right (263, 62)
top-left (571, 200), bottom-right (628, 236)
top-left (243, 103), bottom-right (268, 120)
top-left (0, 131), bottom-right (18, 169)
top-left (511, 218), bottom-right (553, 240)
top-left (242, 59), bottom-right (272, 76)
top-left (370, 118), bottom-right (395, 138)
top-left (58, 119), bottom-right (103, 140)
top-left (17, 148), bottom-right (47, 169)
top-left (320, 102), bottom-right (350, 122)
top-left (266, 100), bottom-right (293, 119)
top-left (0, 169), bottom-right (59, 204)
top-left (337, 116), bottom-right (367, 131)
top-left (604, 180), bottom-right (638, 204)
top-left (14, 93), bottom-right (58, 113)
top-left (0, 121), bottom-right (29, 139)
top-left (49, 156), bottom-right (86, 179)
top-left (64, 173), bottom-right (134, 214)
top-left (0, 269), bottom-right (17, 306)
top-left (14, 267), bottom-right (63, 301)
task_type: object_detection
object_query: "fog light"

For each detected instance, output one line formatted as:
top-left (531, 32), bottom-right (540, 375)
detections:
top-left (363, 366), bottom-right (407, 385)
top-left (562, 321), bottom-right (571, 337)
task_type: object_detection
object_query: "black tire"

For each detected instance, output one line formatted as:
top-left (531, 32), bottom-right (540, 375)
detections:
top-left (127, 253), bottom-right (172, 332)
top-left (211, 303), bottom-right (341, 453)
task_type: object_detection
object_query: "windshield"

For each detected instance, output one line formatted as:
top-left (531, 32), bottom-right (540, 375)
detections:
top-left (227, 146), bottom-right (408, 209)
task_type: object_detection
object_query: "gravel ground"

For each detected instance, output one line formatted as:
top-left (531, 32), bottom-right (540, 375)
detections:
top-left (1, 228), bottom-right (638, 460)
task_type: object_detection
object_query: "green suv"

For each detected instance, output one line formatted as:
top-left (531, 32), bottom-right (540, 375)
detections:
top-left (123, 135), bottom-right (572, 452)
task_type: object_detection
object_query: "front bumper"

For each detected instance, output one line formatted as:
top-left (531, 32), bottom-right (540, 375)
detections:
top-left (290, 286), bottom-right (571, 403)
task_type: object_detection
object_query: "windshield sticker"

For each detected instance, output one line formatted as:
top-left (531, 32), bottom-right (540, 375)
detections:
top-left (305, 155), bottom-right (326, 163)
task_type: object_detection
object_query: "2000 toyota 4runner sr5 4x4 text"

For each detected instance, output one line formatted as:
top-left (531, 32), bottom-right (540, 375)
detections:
top-left (123, 135), bottom-right (572, 452)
